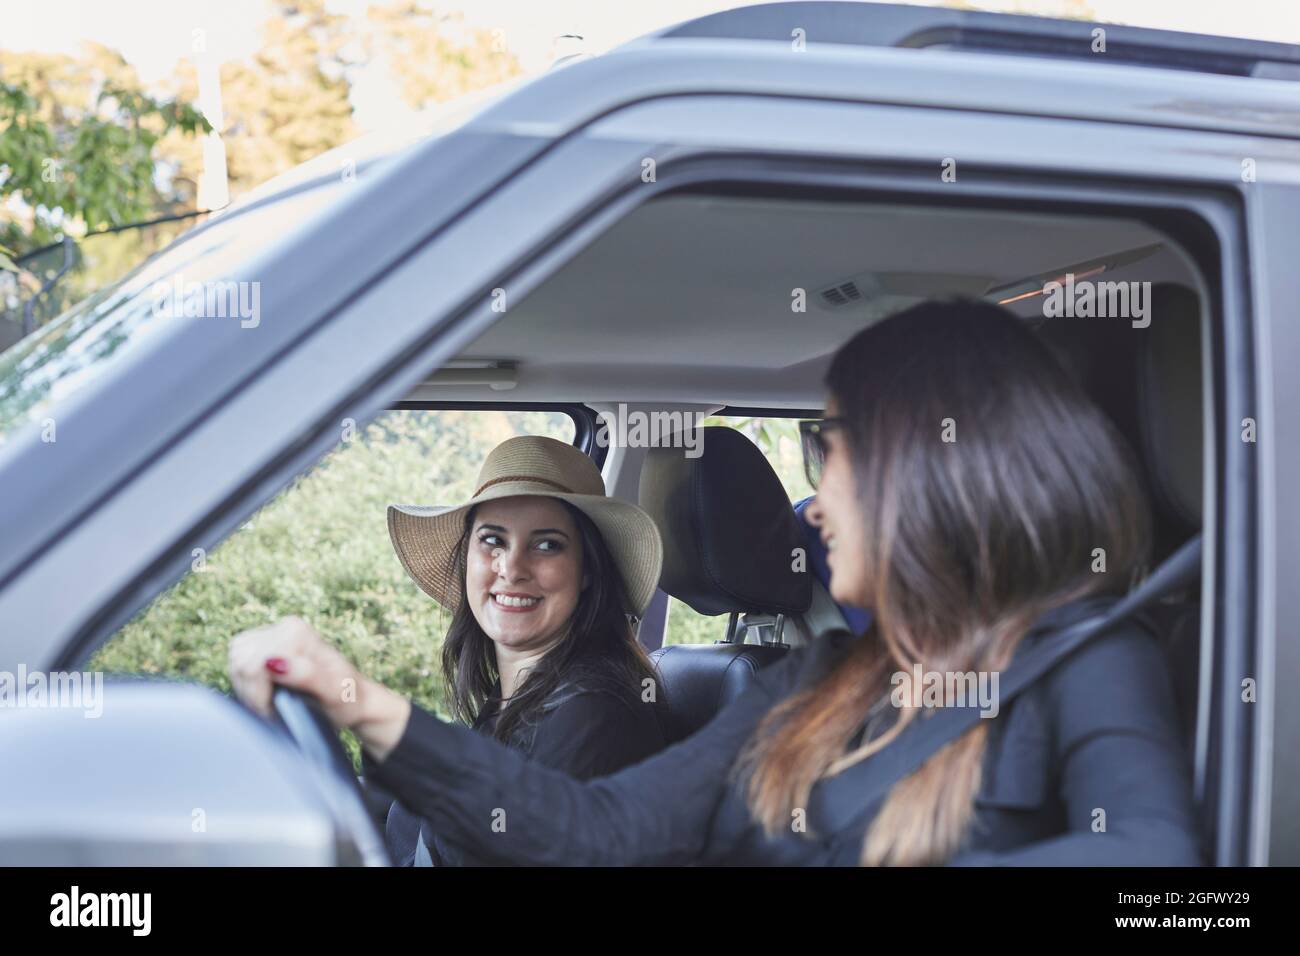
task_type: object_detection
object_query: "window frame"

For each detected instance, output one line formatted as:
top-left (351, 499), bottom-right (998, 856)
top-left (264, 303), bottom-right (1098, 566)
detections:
top-left (390, 400), bottom-right (604, 467)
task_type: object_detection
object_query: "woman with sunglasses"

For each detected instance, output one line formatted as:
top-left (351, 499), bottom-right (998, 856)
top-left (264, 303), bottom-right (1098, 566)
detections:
top-left (230, 300), bottom-right (1201, 865)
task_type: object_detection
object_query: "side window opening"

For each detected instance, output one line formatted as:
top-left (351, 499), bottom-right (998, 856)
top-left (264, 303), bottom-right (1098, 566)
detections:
top-left (90, 408), bottom-right (576, 725)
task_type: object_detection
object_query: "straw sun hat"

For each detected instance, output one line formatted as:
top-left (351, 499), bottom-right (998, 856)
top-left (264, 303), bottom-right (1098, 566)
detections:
top-left (387, 436), bottom-right (664, 616)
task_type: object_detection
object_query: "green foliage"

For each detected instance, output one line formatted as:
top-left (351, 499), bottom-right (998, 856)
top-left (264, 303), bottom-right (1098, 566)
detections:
top-left (0, 72), bottom-right (209, 258)
top-left (2, 2), bottom-right (527, 343)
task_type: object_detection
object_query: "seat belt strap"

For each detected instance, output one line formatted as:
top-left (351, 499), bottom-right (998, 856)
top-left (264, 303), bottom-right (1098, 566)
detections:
top-left (813, 534), bottom-right (1202, 857)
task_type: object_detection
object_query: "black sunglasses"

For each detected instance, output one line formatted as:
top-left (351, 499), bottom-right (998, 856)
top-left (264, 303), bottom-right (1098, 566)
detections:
top-left (799, 417), bottom-right (846, 490)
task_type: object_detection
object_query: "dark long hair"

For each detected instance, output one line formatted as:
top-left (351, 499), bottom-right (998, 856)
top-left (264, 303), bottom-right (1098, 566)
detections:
top-left (440, 499), bottom-right (658, 747)
top-left (737, 299), bottom-right (1152, 865)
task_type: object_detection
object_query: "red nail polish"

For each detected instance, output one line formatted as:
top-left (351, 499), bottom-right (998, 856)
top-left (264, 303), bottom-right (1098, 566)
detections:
top-left (265, 657), bottom-right (289, 675)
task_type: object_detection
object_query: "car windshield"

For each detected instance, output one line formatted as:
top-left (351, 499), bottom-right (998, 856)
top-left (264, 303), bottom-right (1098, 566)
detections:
top-left (0, 183), bottom-right (345, 448)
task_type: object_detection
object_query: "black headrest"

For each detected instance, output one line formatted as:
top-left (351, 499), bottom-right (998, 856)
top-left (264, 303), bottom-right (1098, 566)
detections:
top-left (1137, 283), bottom-right (1203, 531)
top-left (1038, 281), bottom-right (1203, 560)
top-left (638, 426), bottom-right (812, 617)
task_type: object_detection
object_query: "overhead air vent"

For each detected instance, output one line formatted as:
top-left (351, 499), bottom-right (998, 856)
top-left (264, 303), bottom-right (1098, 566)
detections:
top-left (820, 281), bottom-right (865, 308)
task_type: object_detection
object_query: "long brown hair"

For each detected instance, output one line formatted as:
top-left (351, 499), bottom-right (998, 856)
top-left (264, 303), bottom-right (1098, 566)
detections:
top-left (737, 300), bottom-right (1151, 865)
top-left (440, 500), bottom-right (659, 747)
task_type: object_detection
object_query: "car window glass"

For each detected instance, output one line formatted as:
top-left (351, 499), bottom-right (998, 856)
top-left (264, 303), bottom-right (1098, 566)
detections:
top-left (0, 184), bottom-right (343, 447)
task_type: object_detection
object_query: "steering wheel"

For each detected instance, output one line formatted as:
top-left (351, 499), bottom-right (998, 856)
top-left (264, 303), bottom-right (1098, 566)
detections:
top-left (269, 686), bottom-right (392, 866)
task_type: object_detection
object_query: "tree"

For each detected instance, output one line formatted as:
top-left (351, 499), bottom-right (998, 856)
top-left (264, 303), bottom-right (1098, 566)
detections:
top-left (366, 1), bottom-right (522, 111)
top-left (2, 0), bottom-right (527, 334)
top-left (0, 46), bottom-right (209, 258)
top-left (160, 0), bottom-right (359, 199)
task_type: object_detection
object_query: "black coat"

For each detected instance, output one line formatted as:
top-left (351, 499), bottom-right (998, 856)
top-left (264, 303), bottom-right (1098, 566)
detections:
top-left (366, 599), bottom-right (1203, 866)
top-left (367, 661), bottom-right (666, 866)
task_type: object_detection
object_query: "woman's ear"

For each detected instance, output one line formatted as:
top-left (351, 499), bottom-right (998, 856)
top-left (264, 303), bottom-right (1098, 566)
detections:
top-left (581, 571), bottom-right (592, 591)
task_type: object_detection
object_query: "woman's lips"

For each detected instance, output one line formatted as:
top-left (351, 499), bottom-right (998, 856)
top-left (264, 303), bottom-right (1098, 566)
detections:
top-left (491, 593), bottom-right (543, 612)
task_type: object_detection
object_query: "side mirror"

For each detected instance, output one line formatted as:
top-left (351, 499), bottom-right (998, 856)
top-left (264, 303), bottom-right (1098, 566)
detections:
top-left (0, 677), bottom-right (370, 865)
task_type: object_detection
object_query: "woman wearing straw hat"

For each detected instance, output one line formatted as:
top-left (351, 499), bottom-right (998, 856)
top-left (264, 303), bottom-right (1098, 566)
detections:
top-left (231, 435), bottom-right (665, 866)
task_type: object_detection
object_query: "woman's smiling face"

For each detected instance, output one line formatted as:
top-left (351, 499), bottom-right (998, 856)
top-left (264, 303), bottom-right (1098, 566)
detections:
top-left (465, 496), bottom-right (586, 653)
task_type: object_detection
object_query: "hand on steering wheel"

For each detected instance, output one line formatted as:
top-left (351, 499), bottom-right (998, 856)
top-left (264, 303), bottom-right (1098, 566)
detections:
top-left (269, 686), bottom-right (391, 866)
top-left (228, 617), bottom-right (391, 865)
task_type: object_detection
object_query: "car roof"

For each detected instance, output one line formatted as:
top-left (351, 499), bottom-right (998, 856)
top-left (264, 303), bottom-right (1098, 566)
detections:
top-left (642, 1), bottom-right (1300, 80)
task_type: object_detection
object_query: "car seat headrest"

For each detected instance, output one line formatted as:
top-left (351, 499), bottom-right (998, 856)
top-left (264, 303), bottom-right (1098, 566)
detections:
top-left (638, 426), bottom-right (813, 617)
top-left (1037, 280), bottom-right (1203, 559)
top-left (1137, 282), bottom-right (1203, 531)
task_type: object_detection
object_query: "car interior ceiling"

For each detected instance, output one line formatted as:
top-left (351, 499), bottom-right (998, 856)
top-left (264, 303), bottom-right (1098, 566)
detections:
top-left (405, 191), bottom-right (1210, 758)
top-left (406, 193), bottom-right (1202, 407)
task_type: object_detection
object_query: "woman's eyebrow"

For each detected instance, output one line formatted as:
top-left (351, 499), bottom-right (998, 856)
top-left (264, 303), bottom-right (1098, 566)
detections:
top-left (474, 523), bottom-right (569, 538)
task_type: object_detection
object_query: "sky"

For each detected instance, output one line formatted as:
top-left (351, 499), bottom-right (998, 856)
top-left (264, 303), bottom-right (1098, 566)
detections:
top-left (4, 0), bottom-right (1299, 131)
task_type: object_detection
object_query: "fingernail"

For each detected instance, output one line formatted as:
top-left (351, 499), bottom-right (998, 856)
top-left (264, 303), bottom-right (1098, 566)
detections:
top-left (265, 657), bottom-right (289, 675)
